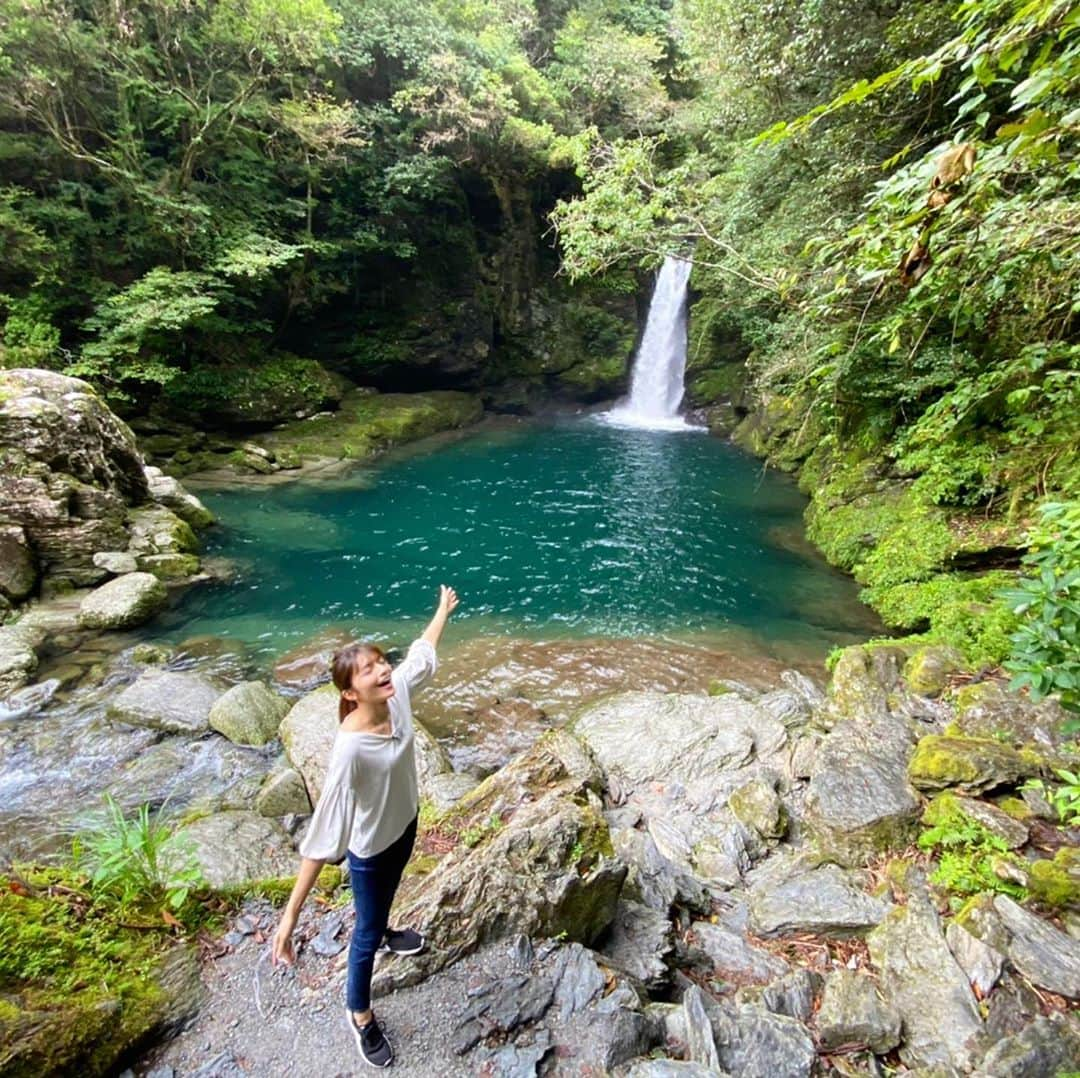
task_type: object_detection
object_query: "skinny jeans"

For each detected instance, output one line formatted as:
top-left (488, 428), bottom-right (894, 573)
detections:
top-left (345, 815), bottom-right (418, 1012)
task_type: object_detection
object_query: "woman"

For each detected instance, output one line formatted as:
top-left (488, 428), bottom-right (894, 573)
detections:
top-left (271, 584), bottom-right (459, 1068)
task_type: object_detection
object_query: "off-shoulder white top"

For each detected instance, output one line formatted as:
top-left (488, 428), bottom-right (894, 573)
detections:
top-left (298, 638), bottom-right (437, 861)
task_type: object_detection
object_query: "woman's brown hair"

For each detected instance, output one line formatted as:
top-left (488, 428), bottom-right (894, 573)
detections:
top-left (331, 642), bottom-right (387, 722)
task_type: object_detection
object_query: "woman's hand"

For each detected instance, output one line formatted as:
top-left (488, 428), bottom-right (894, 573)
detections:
top-left (271, 910), bottom-right (298, 968)
top-left (437, 584), bottom-right (459, 616)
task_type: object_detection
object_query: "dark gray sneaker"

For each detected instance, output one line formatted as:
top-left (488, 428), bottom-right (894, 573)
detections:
top-left (347, 1011), bottom-right (393, 1068)
top-left (380, 927), bottom-right (425, 956)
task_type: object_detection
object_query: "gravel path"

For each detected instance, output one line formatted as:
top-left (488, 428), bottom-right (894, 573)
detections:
top-left (137, 899), bottom-right (492, 1077)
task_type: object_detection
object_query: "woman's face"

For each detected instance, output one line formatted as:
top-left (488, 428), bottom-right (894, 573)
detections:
top-left (345, 651), bottom-right (395, 706)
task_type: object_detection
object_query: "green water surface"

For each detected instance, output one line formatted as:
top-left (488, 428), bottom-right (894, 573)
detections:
top-left (161, 417), bottom-right (878, 656)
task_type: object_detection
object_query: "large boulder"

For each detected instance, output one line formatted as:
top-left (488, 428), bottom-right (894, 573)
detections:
top-left (78, 572), bottom-right (168, 630)
top-left (0, 525), bottom-right (37, 603)
top-left (867, 888), bottom-right (983, 1071)
top-left (0, 370), bottom-right (145, 590)
top-left (0, 624), bottom-right (39, 697)
top-left (208, 681), bottom-right (290, 746)
top-left (107, 668), bottom-right (225, 734)
top-left (143, 467), bottom-right (214, 528)
top-left (908, 734), bottom-right (1041, 793)
top-left (176, 810), bottom-right (297, 887)
top-left (372, 731), bottom-right (625, 994)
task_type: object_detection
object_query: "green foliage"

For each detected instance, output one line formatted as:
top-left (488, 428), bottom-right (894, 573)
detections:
top-left (460, 813), bottom-right (504, 848)
top-left (1001, 501), bottom-right (1080, 713)
top-left (71, 795), bottom-right (203, 912)
top-left (918, 795), bottom-right (1026, 900)
top-left (1023, 770), bottom-right (1080, 826)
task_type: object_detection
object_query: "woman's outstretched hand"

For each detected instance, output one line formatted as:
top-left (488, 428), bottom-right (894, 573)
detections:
top-left (437, 584), bottom-right (459, 616)
top-left (271, 911), bottom-right (298, 967)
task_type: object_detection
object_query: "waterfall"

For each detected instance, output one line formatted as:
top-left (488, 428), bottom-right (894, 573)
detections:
top-left (607, 256), bottom-right (697, 431)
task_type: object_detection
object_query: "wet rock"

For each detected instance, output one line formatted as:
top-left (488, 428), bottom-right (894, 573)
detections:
top-left (600, 899), bottom-right (673, 990)
top-left (867, 889), bottom-right (982, 1071)
top-left (973, 1012), bottom-right (1080, 1077)
top-left (946, 921), bottom-right (1004, 997)
top-left (908, 734), bottom-right (1039, 794)
top-left (686, 921), bottom-right (790, 985)
top-left (816, 969), bottom-right (900, 1054)
top-left (994, 894), bottom-right (1080, 998)
top-left (208, 681), bottom-right (291, 746)
top-left (727, 777), bottom-right (785, 840)
top-left (749, 862), bottom-right (889, 937)
top-left (108, 668), bottom-right (225, 735)
top-left (0, 677), bottom-right (59, 720)
top-left (254, 766), bottom-right (312, 817)
top-left (92, 550), bottom-right (138, 574)
top-left (711, 1003), bottom-right (816, 1078)
top-left (372, 732), bottom-right (624, 993)
top-left (78, 571), bottom-right (168, 630)
top-left (273, 628), bottom-right (354, 689)
top-left (177, 810), bottom-right (296, 887)
top-left (683, 984), bottom-right (722, 1071)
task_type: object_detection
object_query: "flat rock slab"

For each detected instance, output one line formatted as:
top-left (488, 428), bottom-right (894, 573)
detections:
top-left (994, 894), bottom-right (1080, 999)
top-left (688, 922), bottom-right (790, 985)
top-left (108, 668), bottom-right (225, 734)
top-left (868, 890), bottom-right (982, 1072)
top-left (572, 691), bottom-right (785, 789)
top-left (178, 811), bottom-right (297, 887)
top-left (908, 735), bottom-right (1038, 794)
top-left (749, 863), bottom-right (889, 937)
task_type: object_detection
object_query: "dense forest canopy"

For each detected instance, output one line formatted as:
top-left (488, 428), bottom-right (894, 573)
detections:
top-left (0, 0), bottom-right (1077, 698)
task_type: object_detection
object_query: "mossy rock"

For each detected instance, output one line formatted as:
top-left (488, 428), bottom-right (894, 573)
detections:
top-left (728, 778), bottom-right (786, 840)
top-left (921, 791), bottom-right (1029, 849)
top-left (903, 645), bottom-right (965, 697)
top-left (685, 362), bottom-right (748, 407)
top-left (908, 735), bottom-right (1044, 794)
top-left (1027, 849), bottom-right (1080, 909)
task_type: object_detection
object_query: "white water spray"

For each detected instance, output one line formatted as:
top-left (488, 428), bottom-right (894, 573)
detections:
top-left (606, 256), bottom-right (697, 431)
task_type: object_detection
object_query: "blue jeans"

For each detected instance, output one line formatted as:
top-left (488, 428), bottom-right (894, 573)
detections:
top-left (345, 816), bottom-right (418, 1012)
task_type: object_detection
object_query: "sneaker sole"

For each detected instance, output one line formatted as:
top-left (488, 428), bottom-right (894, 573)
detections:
top-left (345, 1012), bottom-right (393, 1068)
top-left (378, 938), bottom-right (426, 957)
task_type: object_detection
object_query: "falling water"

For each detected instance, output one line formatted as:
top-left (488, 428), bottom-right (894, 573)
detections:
top-left (607, 256), bottom-right (696, 430)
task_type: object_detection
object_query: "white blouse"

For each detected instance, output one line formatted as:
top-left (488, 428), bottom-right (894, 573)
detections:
top-left (298, 638), bottom-right (437, 861)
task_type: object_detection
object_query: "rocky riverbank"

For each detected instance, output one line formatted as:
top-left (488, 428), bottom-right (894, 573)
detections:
top-left (116, 641), bottom-right (1080, 1077)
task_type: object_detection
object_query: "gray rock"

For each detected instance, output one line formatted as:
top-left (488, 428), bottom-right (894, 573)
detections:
top-left (953, 796), bottom-right (1029, 849)
top-left (727, 778), bottom-right (785, 839)
top-left (711, 1004), bottom-right (816, 1078)
top-left (575, 1004), bottom-right (655, 1072)
top-left (78, 572), bottom-right (168, 630)
top-left (687, 921), bottom-right (790, 984)
top-left (740, 969), bottom-right (818, 1022)
top-left (254, 766), bottom-right (312, 817)
top-left (946, 920), bottom-right (1005, 996)
top-left (625, 1063), bottom-right (727, 1078)
top-left (145, 469), bottom-right (214, 528)
top-left (805, 730), bottom-right (921, 866)
top-left (309, 910), bottom-right (347, 957)
top-left (816, 969), bottom-right (901, 1054)
top-left (994, 894), bottom-right (1080, 999)
top-left (473, 1029), bottom-right (552, 1076)
top-left (92, 550), bottom-right (138, 574)
top-left (187, 1050), bottom-right (245, 1078)
top-left (601, 899), bottom-right (673, 990)
top-left (177, 810), bottom-right (296, 887)
top-left (552, 942), bottom-right (606, 1018)
top-left (0, 525), bottom-right (37, 601)
top-left (108, 668), bottom-right (225, 734)
top-left (0, 624), bottom-right (40, 696)
top-left (683, 985), bottom-right (722, 1071)
top-left (208, 681), bottom-right (290, 746)
top-left (749, 863), bottom-right (889, 937)
top-left (973, 1012), bottom-right (1080, 1078)
top-left (613, 828), bottom-right (710, 915)
top-left (867, 890), bottom-right (982, 1071)
top-left (372, 733), bottom-right (624, 994)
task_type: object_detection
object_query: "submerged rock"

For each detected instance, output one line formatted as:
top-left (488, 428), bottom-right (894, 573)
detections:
top-left (208, 681), bottom-right (290, 746)
top-left (78, 572), bottom-right (168, 630)
top-left (107, 668), bottom-right (225, 735)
